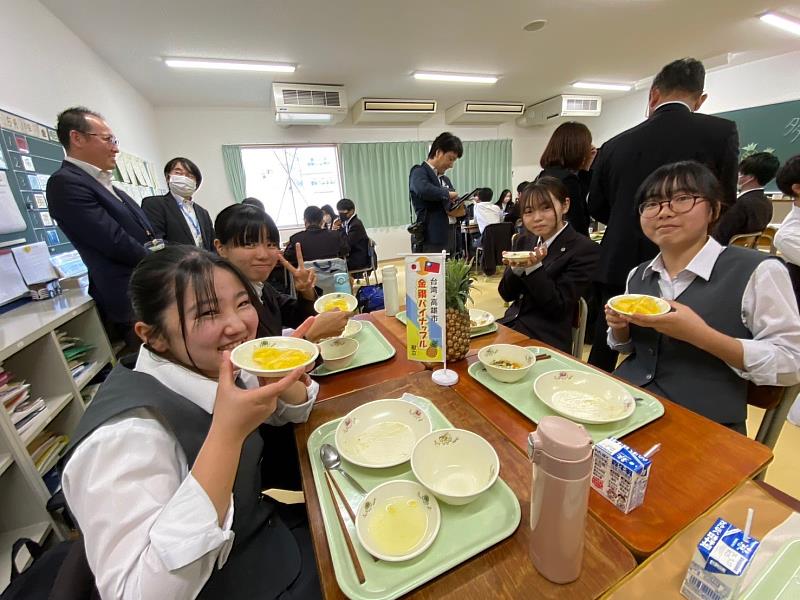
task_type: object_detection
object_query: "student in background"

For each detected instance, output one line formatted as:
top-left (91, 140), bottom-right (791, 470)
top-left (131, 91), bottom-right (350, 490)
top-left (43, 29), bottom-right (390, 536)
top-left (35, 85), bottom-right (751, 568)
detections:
top-left (712, 152), bottom-right (780, 244)
top-left (62, 246), bottom-right (321, 599)
top-left (474, 187), bottom-right (503, 234)
top-left (320, 204), bottom-right (336, 229)
top-left (142, 157), bottom-right (215, 251)
top-left (241, 197), bottom-right (265, 210)
top-left (498, 177), bottom-right (599, 353)
top-left (334, 198), bottom-right (371, 272)
top-left (537, 122), bottom-right (595, 237)
top-left (283, 205), bottom-right (349, 266)
top-left (495, 188), bottom-right (513, 215)
top-left (214, 204), bottom-right (346, 341)
top-left (504, 180), bottom-right (529, 226)
top-left (606, 161), bottom-right (800, 434)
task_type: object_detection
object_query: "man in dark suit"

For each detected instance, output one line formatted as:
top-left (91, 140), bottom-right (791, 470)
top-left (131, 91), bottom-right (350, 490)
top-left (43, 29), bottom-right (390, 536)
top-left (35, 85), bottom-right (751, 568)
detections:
top-left (141, 157), bottom-right (215, 251)
top-left (334, 198), bottom-right (371, 272)
top-left (587, 58), bottom-right (739, 371)
top-left (46, 107), bottom-right (156, 350)
top-left (712, 152), bottom-right (779, 245)
top-left (409, 132), bottom-right (463, 253)
top-left (283, 205), bottom-right (349, 266)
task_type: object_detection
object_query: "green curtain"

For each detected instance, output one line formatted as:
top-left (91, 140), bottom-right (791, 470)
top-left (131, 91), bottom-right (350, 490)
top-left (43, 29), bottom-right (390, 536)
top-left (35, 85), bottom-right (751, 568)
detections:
top-left (340, 139), bottom-right (512, 228)
top-left (221, 145), bottom-right (246, 202)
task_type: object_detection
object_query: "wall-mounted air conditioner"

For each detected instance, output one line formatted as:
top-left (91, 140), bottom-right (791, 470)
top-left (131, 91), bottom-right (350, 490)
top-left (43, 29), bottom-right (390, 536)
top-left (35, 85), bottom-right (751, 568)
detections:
top-left (516, 95), bottom-right (602, 127)
top-left (351, 98), bottom-right (437, 124)
top-left (272, 82), bottom-right (348, 126)
top-left (444, 101), bottom-right (525, 125)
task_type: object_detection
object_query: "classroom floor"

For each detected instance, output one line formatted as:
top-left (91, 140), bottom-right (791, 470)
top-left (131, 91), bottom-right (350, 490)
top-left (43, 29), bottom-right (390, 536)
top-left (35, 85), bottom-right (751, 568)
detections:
top-left (374, 259), bottom-right (800, 500)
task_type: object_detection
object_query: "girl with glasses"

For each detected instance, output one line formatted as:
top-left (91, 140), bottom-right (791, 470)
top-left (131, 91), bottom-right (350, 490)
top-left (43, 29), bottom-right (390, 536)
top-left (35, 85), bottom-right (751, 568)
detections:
top-left (606, 161), bottom-right (800, 434)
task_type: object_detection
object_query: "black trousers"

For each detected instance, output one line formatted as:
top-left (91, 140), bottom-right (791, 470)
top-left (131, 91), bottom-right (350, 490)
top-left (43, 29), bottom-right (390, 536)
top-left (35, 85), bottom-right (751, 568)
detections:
top-left (587, 282), bottom-right (625, 372)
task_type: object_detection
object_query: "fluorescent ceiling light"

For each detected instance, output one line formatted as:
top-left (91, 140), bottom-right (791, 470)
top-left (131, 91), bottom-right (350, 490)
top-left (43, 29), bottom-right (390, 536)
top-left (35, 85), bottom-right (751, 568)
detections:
top-left (164, 58), bottom-right (296, 73)
top-left (572, 81), bottom-right (632, 92)
top-left (413, 71), bottom-right (498, 84)
top-left (275, 113), bottom-right (332, 122)
top-left (760, 12), bottom-right (800, 36)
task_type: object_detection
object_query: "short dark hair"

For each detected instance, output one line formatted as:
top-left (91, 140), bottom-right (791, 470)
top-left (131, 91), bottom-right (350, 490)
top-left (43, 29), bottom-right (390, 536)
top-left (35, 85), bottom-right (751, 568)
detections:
top-left (636, 161), bottom-right (723, 226)
top-left (516, 181), bottom-right (530, 195)
top-left (740, 152), bottom-right (780, 187)
top-left (337, 198), bottom-right (355, 212)
top-left (129, 245), bottom-right (259, 369)
top-left (652, 58), bottom-right (705, 97)
top-left (241, 197), bottom-right (264, 210)
top-left (540, 122), bottom-right (593, 171)
top-left (477, 188), bottom-right (493, 203)
top-left (428, 132), bottom-right (463, 159)
top-left (214, 204), bottom-right (280, 248)
top-left (519, 176), bottom-right (569, 215)
top-left (304, 205), bottom-right (324, 225)
top-left (164, 157), bottom-right (203, 186)
top-left (56, 106), bottom-right (104, 150)
top-left (495, 189), bottom-right (512, 207)
top-left (776, 155), bottom-right (800, 198)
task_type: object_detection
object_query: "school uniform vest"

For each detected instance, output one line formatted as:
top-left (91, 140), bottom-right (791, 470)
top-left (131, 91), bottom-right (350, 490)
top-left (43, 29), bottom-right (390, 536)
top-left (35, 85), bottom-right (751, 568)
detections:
top-left (615, 246), bottom-right (770, 425)
top-left (63, 358), bottom-right (303, 599)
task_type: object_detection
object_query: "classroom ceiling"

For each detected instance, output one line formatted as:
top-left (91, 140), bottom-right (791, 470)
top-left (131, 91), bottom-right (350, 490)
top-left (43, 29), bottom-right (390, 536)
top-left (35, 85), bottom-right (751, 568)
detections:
top-left (41, 0), bottom-right (800, 111)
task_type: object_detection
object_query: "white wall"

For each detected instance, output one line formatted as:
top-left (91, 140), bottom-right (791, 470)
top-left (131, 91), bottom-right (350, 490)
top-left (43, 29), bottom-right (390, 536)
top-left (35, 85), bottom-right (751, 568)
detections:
top-left (1, 0), bottom-right (161, 165)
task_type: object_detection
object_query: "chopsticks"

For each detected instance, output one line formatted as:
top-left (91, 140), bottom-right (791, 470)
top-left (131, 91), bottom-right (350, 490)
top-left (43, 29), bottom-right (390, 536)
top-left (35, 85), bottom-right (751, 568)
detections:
top-left (324, 470), bottom-right (366, 584)
top-left (536, 353), bottom-right (552, 361)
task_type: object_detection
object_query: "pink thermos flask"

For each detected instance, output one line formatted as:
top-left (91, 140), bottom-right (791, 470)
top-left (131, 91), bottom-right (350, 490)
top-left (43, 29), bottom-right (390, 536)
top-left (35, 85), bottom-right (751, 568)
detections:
top-left (527, 416), bottom-right (593, 584)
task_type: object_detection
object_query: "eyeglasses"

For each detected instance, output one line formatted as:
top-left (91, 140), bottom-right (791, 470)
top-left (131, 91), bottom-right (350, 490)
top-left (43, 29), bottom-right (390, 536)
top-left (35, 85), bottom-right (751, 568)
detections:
top-left (639, 194), bottom-right (706, 218)
top-left (83, 132), bottom-right (119, 146)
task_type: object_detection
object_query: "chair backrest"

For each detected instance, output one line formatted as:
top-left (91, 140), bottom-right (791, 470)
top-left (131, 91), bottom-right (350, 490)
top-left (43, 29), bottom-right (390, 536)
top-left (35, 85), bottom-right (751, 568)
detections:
top-left (728, 232), bottom-right (762, 249)
top-left (750, 382), bottom-right (800, 451)
top-left (304, 257), bottom-right (350, 295)
top-left (571, 297), bottom-right (588, 360)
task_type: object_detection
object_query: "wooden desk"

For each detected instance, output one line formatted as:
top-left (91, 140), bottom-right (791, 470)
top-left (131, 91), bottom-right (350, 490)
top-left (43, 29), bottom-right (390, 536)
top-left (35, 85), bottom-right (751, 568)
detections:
top-left (296, 372), bottom-right (637, 599)
top-left (315, 313), bottom-right (425, 401)
top-left (448, 342), bottom-right (774, 558)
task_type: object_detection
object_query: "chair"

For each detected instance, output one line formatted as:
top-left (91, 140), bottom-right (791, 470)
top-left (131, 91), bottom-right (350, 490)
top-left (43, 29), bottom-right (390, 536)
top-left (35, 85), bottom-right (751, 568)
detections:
top-left (748, 382), bottom-right (800, 479)
top-left (348, 238), bottom-right (378, 286)
top-left (475, 222), bottom-right (514, 276)
top-left (728, 231), bottom-right (763, 249)
top-left (571, 297), bottom-right (588, 360)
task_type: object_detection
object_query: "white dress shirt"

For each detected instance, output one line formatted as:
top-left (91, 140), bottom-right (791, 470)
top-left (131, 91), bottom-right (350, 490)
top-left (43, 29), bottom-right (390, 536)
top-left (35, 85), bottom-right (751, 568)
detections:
top-left (474, 201), bottom-right (503, 234)
top-left (65, 156), bottom-right (121, 201)
top-left (426, 161), bottom-right (456, 225)
top-left (62, 347), bottom-right (317, 600)
top-left (172, 192), bottom-right (203, 246)
top-left (608, 237), bottom-right (800, 386)
top-left (774, 203), bottom-right (800, 266)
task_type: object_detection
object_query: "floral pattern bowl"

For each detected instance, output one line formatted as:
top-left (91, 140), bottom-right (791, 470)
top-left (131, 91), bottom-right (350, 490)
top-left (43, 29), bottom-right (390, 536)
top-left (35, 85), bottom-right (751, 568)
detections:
top-left (318, 337), bottom-right (359, 370)
top-left (477, 344), bottom-right (537, 383)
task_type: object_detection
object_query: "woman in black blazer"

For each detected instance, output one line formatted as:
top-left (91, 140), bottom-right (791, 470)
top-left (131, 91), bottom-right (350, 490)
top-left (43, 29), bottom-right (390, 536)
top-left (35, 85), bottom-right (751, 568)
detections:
top-left (498, 177), bottom-right (600, 353)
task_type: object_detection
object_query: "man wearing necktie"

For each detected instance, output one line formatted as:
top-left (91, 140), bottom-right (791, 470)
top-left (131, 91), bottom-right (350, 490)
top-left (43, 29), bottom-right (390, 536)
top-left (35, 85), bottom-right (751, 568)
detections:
top-left (47, 106), bottom-right (156, 352)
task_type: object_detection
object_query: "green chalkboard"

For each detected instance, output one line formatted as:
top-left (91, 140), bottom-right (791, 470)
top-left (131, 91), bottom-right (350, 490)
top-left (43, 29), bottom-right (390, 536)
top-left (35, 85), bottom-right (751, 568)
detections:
top-left (716, 99), bottom-right (800, 192)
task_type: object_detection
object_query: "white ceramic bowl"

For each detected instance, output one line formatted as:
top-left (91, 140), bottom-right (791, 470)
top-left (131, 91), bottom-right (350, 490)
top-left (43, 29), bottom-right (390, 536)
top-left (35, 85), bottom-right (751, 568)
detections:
top-left (335, 399), bottom-right (432, 468)
top-left (314, 292), bottom-right (358, 314)
top-left (411, 428), bottom-right (500, 506)
top-left (355, 479), bottom-right (441, 562)
top-left (502, 250), bottom-right (534, 266)
top-left (533, 369), bottom-right (636, 424)
top-left (469, 308), bottom-right (495, 331)
top-left (318, 337), bottom-right (359, 370)
top-left (477, 344), bottom-right (537, 383)
top-left (607, 294), bottom-right (670, 317)
top-left (341, 319), bottom-right (363, 338)
top-left (230, 336), bottom-right (318, 377)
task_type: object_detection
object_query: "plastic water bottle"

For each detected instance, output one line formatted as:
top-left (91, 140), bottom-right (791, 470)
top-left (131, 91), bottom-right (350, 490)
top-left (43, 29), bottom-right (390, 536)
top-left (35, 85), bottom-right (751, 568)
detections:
top-left (382, 265), bottom-right (399, 316)
top-left (333, 272), bottom-right (351, 295)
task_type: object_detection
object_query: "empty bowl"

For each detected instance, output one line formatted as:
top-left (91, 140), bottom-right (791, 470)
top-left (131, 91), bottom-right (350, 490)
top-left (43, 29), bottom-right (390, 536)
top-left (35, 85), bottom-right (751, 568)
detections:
top-left (341, 319), bottom-right (363, 338)
top-left (477, 344), bottom-right (537, 383)
top-left (230, 336), bottom-right (318, 377)
top-left (318, 337), bottom-right (359, 370)
top-left (469, 308), bottom-right (495, 332)
top-left (314, 292), bottom-right (358, 314)
top-left (411, 428), bottom-right (499, 505)
top-left (355, 479), bottom-right (441, 561)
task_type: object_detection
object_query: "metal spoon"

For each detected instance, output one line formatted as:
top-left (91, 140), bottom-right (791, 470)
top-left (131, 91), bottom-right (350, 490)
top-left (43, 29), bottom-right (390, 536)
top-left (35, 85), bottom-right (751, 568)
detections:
top-left (320, 444), bottom-right (367, 495)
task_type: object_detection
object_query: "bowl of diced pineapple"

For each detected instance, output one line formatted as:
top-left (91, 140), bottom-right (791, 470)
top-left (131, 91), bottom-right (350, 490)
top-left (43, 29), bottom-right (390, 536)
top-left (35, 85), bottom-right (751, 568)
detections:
top-left (314, 292), bottom-right (358, 314)
top-left (230, 336), bottom-right (318, 377)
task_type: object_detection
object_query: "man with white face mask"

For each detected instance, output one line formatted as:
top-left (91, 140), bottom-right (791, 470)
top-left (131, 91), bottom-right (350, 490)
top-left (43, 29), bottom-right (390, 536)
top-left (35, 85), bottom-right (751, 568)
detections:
top-left (142, 157), bottom-right (215, 250)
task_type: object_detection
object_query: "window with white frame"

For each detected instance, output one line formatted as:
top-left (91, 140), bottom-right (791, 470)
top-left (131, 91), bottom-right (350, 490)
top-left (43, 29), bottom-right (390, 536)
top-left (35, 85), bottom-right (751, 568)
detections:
top-left (240, 145), bottom-right (343, 228)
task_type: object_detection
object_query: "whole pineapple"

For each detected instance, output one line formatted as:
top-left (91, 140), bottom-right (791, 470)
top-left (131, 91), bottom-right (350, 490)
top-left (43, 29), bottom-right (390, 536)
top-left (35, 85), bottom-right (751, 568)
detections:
top-left (444, 258), bottom-right (475, 362)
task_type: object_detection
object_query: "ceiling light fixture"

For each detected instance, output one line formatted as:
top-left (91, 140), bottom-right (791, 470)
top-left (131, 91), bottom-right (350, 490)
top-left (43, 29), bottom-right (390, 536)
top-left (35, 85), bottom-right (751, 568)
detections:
top-left (572, 81), bottom-right (632, 92)
top-left (413, 71), bottom-right (498, 84)
top-left (164, 58), bottom-right (296, 73)
top-left (523, 19), bottom-right (548, 32)
top-left (759, 12), bottom-right (800, 36)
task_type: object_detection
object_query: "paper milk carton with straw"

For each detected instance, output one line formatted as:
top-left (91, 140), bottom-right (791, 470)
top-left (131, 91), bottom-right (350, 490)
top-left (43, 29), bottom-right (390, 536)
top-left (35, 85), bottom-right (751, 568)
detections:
top-left (680, 511), bottom-right (760, 600)
top-left (590, 438), bottom-right (653, 514)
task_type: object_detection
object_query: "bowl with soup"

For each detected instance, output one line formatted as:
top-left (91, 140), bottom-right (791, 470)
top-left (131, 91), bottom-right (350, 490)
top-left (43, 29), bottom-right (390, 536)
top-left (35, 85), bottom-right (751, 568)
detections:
top-left (608, 294), bottom-right (670, 316)
top-left (477, 344), bottom-right (537, 383)
top-left (314, 292), bottom-right (358, 314)
top-left (230, 336), bottom-right (318, 377)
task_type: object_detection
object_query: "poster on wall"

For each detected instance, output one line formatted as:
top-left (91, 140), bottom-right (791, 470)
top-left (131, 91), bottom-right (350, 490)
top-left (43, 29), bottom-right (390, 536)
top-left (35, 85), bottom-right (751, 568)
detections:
top-left (0, 171), bottom-right (27, 234)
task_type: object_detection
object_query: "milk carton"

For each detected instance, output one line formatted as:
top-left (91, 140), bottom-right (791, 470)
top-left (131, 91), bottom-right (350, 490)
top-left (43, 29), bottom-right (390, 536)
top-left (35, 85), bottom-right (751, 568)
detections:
top-left (680, 517), bottom-right (760, 600)
top-left (590, 438), bottom-right (651, 514)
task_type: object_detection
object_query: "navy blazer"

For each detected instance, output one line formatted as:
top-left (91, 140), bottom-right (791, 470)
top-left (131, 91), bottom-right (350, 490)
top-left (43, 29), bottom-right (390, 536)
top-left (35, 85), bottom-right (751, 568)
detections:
top-left (46, 160), bottom-right (153, 324)
top-left (409, 162), bottom-right (452, 247)
top-left (498, 225), bottom-right (600, 353)
top-left (141, 193), bottom-right (215, 251)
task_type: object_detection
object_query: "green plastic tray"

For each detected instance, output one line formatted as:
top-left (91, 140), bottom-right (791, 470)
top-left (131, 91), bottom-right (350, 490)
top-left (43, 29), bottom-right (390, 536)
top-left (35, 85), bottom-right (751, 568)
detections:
top-left (395, 310), bottom-right (498, 338)
top-left (311, 321), bottom-right (396, 376)
top-left (741, 539), bottom-right (800, 599)
top-left (307, 393), bottom-right (521, 600)
top-left (467, 346), bottom-right (664, 442)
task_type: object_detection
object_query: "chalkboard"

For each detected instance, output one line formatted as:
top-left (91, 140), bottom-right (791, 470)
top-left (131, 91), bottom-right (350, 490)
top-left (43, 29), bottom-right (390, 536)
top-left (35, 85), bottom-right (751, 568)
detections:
top-left (716, 99), bottom-right (800, 192)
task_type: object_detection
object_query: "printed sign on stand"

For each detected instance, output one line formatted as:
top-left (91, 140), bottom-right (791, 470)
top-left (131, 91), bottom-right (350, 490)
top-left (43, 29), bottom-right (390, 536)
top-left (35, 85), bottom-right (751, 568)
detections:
top-left (404, 254), bottom-right (445, 362)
